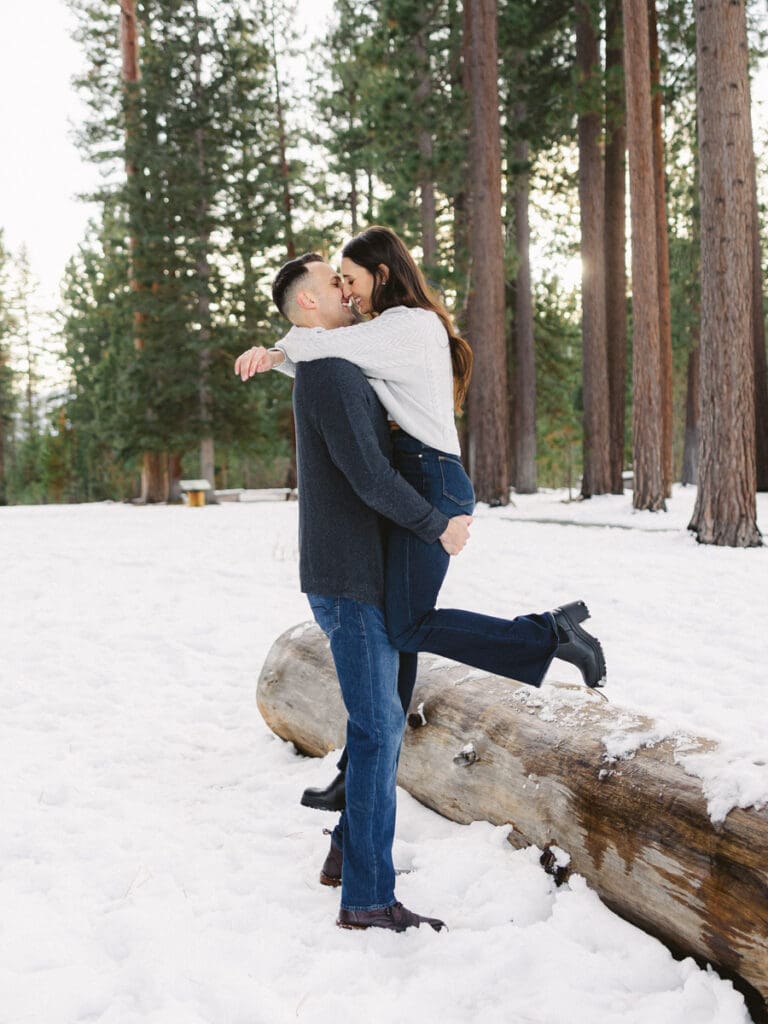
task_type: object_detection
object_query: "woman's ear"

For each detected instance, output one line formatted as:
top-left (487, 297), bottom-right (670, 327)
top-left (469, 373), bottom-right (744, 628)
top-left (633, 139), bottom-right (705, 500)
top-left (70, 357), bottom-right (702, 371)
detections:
top-left (377, 263), bottom-right (390, 283)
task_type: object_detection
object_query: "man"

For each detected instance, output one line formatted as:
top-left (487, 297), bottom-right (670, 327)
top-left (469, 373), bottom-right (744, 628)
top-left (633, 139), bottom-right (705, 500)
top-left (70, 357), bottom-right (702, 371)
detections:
top-left (235, 254), bottom-right (469, 932)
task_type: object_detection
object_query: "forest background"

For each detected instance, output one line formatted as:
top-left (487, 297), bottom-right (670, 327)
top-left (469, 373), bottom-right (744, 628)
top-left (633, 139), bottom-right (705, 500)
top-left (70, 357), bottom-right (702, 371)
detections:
top-left (0, 0), bottom-right (766, 549)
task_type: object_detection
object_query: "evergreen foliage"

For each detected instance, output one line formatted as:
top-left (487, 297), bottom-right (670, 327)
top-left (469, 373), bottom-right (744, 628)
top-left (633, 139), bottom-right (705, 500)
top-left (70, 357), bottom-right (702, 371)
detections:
top-left (58, 0), bottom-right (304, 498)
top-left (2, 0), bottom-right (764, 511)
top-left (0, 232), bottom-right (16, 505)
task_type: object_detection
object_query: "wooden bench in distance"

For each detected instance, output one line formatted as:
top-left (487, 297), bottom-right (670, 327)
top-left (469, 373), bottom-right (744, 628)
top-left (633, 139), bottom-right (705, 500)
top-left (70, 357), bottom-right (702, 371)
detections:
top-left (179, 479), bottom-right (212, 507)
top-left (257, 622), bottom-right (768, 1017)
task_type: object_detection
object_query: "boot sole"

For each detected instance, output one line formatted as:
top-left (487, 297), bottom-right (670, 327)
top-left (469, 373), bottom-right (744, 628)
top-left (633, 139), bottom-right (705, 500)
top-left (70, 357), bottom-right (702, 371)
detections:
top-left (571, 621), bottom-right (607, 687)
top-left (336, 919), bottom-right (409, 932)
top-left (320, 872), bottom-right (341, 888)
top-left (301, 793), bottom-right (346, 812)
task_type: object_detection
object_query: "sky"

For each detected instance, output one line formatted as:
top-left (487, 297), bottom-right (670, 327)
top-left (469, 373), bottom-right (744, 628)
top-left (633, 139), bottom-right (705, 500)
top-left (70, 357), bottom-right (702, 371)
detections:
top-left (1, 1), bottom-right (768, 311)
top-left (0, 1), bottom-right (100, 304)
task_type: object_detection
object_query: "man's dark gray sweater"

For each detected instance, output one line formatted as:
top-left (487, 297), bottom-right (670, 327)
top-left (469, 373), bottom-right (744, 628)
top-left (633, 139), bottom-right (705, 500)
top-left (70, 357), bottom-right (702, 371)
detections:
top-left (293, 359), bottom-right (449, 608)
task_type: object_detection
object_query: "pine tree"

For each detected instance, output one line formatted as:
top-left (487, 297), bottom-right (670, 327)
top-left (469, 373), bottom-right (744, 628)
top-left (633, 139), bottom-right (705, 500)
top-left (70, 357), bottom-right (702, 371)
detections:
top-left (752, 192), bottom-right (768, 490)
top-left (691, 0), bottom-right (760, 546)
top-left (69, 0), bottom-right (305, 499)
top-left (310, 2), bottom-right (379, 239)
top-left (313, 1), bottom-right (468, 286)
top-left (464, 0), bottom-right (509, 504)
top-left (0, 232), bottom-right (16, 505)
top-left (604, 0), bottom-right (627, 494)
top-left (60, 204), bottom-right (136, 499)
top-left (499, 0), bottom-right (573, 494)
top-left (576, 0), bottom-right (611, 497)
top-left (623, 0), bottom-right (666, 511)
top-left (649, 0), bottom-right (673, 498)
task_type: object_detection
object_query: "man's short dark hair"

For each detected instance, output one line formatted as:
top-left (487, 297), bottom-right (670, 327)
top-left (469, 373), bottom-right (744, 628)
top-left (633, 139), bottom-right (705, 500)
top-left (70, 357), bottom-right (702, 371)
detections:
top-left (272, 253), bottom-right (325, 318)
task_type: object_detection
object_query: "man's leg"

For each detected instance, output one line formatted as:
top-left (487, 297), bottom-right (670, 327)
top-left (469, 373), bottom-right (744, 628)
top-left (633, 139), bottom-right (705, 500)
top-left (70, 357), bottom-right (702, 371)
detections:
top-left (307, 594), bottom-right (403, 911)
top-left (301, 651), bottom-right (418, 813)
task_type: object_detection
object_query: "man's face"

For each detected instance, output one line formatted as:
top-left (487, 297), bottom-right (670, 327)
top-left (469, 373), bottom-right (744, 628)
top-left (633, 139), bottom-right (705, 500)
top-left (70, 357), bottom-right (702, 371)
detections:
top-left (302, 261), bottom-right (355, 329)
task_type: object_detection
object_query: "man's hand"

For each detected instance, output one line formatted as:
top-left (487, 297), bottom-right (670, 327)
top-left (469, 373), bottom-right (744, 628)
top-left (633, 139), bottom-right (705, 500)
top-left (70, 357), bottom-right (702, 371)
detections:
top-left (439, 514), bottom-right (472, 555)
top-left (234, 346), bottom-right (285, 380)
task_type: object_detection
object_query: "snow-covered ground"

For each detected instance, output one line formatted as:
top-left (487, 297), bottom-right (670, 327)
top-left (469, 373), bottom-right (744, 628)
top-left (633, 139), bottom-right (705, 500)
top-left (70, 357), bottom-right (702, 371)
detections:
top-left (1, 487), bottom-right (765, 1024)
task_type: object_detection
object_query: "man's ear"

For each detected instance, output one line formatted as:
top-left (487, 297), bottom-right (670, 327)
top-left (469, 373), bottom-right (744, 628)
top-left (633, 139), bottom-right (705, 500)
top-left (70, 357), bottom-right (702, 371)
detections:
top-left (377, 263), bottom-right (390, 283)
top-left (295, 289), bottom-right (315, 311)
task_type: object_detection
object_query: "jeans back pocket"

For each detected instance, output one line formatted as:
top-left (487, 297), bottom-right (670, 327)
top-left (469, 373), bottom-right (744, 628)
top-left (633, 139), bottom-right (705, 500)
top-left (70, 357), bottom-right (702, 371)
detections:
top-left (439, 456), bottom-right (475, 510)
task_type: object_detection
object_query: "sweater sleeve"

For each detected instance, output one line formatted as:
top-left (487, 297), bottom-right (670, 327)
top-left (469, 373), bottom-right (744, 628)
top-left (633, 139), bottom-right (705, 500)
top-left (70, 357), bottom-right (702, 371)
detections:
top-left (314, 373), bottom-right (449, 544)
top-left (272, 348), bottom-right (296, 378)
top-left (274, 312), bottom-right (428, 383)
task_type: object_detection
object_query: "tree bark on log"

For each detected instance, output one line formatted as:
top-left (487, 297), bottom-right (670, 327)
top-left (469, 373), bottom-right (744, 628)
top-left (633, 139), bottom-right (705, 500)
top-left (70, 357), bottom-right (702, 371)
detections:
top-left (258, 623), bottom-right (768, 1014)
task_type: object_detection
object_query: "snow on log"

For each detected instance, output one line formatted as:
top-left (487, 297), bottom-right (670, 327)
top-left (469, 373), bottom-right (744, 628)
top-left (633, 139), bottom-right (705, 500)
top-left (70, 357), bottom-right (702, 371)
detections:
top-left (257, 623), bottom-right (768, 1011)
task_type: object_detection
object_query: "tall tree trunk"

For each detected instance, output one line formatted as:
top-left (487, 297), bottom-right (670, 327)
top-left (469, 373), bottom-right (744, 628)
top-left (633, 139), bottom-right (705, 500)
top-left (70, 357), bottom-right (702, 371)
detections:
top-left (604, 0), bottom-right (627, 494)
top-left (271, 16), bottom-right (295, 260)
top-left (576, 0), bottom-right (611, 498)
top-left (367, 168), bottom-right (375, 222)
top-left (347, 91), bottom-right (359, 233)
top-left (0, 348), bottom-right (6, 506)
top-left (623, 0), bottom-right (666, 511)
top-left (20, 300), bottom-right (34, 439)
top-left (751, 164), bottom-right (768, 490)
top-left (168, 451), bottom-right (183, 504)
top-left (270, 9), bottom-right (297, 490)
top-left (463, 0), bottom-right (510, 505)
top-left (681, 339), bottom-right (699, 486)
top-left (690, 0), bottom-right (760, 546)
top-left (414, 30), bottom-right (437, 270)
top-left (349, 166), bottom-right (359, 234)
top-left (451, 0), bottom-right (470, 329)
top-left (192, 7), bottom-right (216, 504)
top-left (513, 133), bottom-right (537, 494)
top-left (120, 0), bottom-right (165, 503)
top-left (649, 0), bottom-right (673, 497)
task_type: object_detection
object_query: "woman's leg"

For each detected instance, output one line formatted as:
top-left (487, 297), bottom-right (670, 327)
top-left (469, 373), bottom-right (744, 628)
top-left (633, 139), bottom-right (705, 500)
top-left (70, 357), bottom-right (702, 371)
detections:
top-left (385, 439), bottom-right (558, 687)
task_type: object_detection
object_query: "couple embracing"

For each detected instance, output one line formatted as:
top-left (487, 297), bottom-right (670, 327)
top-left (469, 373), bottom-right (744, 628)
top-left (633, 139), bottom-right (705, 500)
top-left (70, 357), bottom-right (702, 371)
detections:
top-left (235, 226), bottom-right (606, 933)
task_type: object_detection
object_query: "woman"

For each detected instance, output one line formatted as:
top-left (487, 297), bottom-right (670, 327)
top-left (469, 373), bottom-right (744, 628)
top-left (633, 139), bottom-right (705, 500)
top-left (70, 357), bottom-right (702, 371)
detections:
top-left (236, 227), bottom-right (605, 810)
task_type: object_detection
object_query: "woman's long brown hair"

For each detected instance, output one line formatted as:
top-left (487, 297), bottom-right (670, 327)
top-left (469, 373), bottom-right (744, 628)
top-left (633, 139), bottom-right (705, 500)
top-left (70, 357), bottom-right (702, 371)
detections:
top-left (341, 226), bottom-right (473, 411)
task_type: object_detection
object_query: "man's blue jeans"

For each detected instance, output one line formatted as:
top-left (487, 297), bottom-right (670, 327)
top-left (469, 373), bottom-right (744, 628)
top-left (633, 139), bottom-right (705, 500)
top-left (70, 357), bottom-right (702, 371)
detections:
top-left (307, 594), bottom-right (403, 912)
top-left (385, 432), bottom-right (559, 688)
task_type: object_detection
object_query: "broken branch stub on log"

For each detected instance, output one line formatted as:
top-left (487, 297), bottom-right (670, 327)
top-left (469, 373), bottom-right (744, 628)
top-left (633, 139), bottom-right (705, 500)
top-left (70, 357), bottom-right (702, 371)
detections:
top-left (257, 622), bottom-right (768, 1012)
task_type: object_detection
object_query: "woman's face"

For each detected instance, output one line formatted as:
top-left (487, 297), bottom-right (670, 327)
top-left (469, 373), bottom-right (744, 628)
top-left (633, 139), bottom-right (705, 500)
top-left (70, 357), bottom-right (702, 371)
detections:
top-left (340, 257), bottom-right (377, 315)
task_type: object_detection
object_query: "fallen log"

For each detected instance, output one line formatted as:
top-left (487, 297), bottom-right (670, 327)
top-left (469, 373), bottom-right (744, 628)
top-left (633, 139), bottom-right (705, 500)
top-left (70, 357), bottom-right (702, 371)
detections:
top-left (257, 622), bottom-right (768, 1014)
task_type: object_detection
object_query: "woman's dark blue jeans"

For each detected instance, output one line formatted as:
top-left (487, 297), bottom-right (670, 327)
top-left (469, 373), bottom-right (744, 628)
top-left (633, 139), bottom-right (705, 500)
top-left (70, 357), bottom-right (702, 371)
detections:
top-left (384, 430), bottom-right (558, 709)
top-left (335, 431), bottom-right (559, 776)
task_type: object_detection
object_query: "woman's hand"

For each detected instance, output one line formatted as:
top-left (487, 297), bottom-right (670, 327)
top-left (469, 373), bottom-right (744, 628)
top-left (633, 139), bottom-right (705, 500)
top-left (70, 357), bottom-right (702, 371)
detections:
top-left (234, 346), bottom-right (285, 380)
top-left (439, 515), bottom-right (472, 555)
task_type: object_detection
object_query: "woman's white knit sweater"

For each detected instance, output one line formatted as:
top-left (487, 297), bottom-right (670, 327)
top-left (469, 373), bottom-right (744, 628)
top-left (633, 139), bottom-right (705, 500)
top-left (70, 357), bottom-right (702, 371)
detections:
top-left (274, 306), bottom-right (461, 456)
